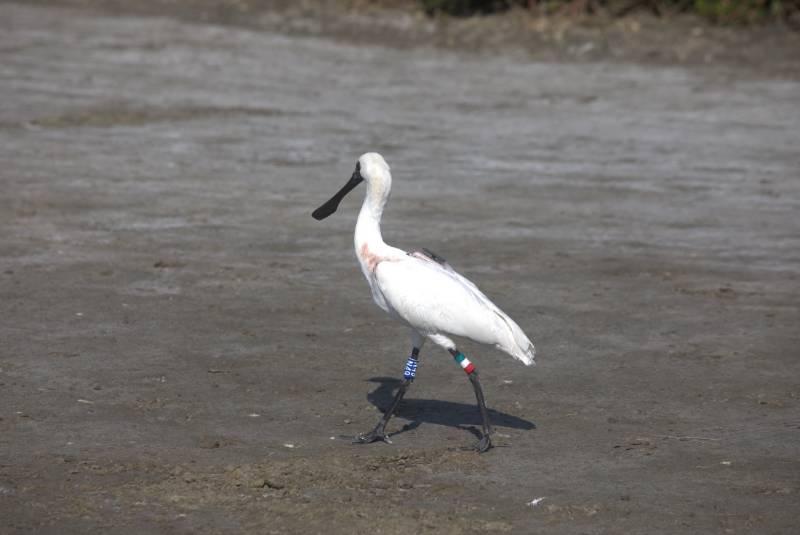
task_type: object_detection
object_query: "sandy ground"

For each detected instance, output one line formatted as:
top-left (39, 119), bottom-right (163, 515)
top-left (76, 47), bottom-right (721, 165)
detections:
top-left (1, 2), bottom-right (799, 534)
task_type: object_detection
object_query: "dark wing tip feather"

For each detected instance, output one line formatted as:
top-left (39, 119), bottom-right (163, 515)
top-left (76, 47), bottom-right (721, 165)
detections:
top-left (421, 247), bottom-right (448, 266)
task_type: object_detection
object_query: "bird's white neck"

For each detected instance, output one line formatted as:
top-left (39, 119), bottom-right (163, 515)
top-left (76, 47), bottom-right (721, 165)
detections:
top-left (354, 178), bottom-right (400, 313)
top-left (354, 182), bottom-right (388, 253)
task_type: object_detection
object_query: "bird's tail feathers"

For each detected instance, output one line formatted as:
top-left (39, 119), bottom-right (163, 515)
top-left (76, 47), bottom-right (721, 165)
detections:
top-left (492, 310), bottom-right (536, 366)
top-left (448, 267), bottom-right (536, 365)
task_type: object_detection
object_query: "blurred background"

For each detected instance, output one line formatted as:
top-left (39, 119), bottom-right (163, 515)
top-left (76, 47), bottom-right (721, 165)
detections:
top-left (1, 1), bottom-right (799, 534)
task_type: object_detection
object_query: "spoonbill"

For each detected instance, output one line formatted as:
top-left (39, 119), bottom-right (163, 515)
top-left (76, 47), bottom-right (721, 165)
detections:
top-left (312, 153), bottom-right (535, 452)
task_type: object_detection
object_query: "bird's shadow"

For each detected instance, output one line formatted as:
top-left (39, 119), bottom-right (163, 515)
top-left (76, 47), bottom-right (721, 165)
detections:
top-left (364, 376), bottom-right (536, 438)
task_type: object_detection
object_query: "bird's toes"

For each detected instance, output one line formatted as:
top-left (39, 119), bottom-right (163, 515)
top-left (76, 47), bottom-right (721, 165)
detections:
top-left (474, 436), bottom-right (493, 454)
top-left (352, 433), bottom-right (371, 444)
top-left (353, 430), bottom-right (392, 445)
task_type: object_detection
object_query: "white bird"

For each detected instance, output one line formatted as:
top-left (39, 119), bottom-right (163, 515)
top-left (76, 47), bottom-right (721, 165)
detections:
top-left (312, 152), bottom-right (535, 452)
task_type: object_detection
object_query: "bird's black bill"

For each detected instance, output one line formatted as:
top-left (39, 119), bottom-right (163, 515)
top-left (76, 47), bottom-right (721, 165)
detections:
top-left (312, 171), bottom-right (363, 220)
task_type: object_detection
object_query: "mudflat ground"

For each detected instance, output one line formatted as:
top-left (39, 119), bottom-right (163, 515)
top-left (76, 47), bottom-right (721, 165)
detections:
top-left (1, 3), bottom-right (799, 533)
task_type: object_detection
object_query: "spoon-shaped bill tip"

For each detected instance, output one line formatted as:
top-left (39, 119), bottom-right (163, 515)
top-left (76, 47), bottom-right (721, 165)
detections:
top-left (311, 173), bottom-right (363, 221)
top-left (312, 201), bottom-right (338, 220)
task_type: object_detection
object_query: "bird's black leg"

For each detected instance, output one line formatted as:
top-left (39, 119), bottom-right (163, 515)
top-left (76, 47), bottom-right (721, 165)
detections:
top-left (450, 348), bottom-right (493, 453)
top-left (469, 371), bottom-right (494, 452)
top-left (354, 347), bottom-right (420, 445)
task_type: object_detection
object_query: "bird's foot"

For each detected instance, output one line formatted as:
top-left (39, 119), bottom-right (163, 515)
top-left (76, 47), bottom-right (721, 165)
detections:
top-left (474, 434), bottom-right (493, 453)
top-left (353, 426), bottom-right (392, 445)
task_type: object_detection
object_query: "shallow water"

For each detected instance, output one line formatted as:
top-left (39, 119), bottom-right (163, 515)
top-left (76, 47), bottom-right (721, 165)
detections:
top-left (2, 5), bottom-right (798, 276)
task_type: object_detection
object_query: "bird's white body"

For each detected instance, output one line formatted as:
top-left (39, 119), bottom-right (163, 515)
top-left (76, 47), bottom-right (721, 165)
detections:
top-left (352, 153), bottom-right (535, 366)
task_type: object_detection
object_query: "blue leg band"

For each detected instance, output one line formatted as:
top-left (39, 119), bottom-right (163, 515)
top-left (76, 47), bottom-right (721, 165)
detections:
top-left (403, 356), bottom-right (418, 380)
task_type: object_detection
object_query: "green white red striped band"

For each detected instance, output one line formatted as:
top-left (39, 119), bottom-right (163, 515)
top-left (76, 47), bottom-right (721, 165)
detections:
top-left (453, 352), bottom-right (475, 374)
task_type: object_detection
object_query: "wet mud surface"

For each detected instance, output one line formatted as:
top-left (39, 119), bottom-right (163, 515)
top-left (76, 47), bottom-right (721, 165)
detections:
top-left (18, 0), bottom-right (800, 77)
top-left (1, 3), bottom-right (799, 533)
